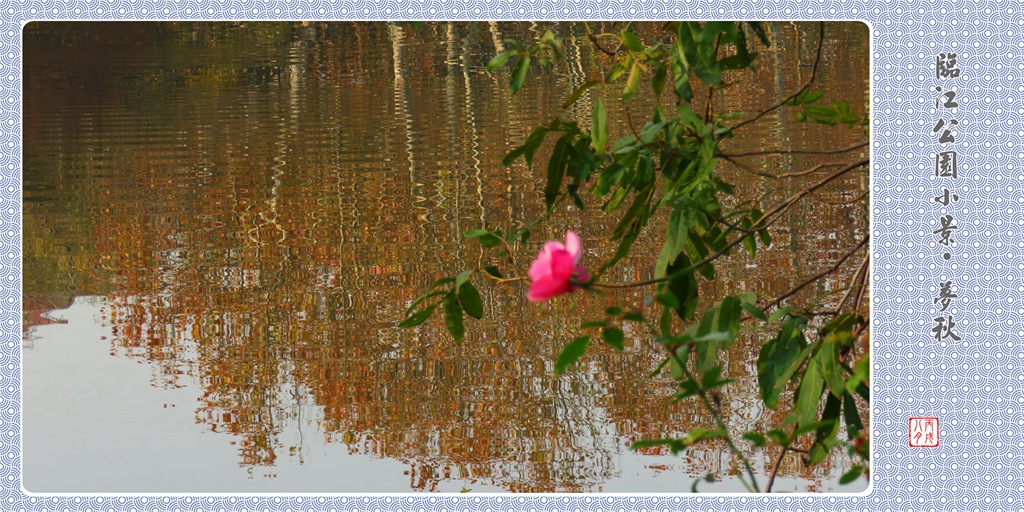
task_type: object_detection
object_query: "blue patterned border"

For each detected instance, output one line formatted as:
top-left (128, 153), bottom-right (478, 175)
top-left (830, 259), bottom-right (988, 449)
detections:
top-left (5, 1), bottom-right (1022, 510)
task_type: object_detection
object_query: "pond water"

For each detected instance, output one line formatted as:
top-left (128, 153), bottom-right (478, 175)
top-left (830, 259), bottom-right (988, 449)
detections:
top-left (22, 21), bottom-right (870, 493)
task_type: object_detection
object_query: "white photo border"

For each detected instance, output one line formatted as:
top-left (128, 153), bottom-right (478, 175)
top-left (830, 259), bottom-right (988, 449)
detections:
top-left (6, 0), bottom-right (1022, 510)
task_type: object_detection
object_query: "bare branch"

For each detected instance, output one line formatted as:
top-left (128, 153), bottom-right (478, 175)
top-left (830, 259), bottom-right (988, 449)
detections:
top-left (728, 22), bottom-right (825, 134)
top-left (591, 158), bottom-right (869, 289)
top-left (717, 141), bottom-right (868, 159)
top-left (765, 445), bottom-right (790, 493)
top-left (764, 235), bottom-right (869, 312)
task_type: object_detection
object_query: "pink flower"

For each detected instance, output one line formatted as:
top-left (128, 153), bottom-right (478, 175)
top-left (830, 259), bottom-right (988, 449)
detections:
top-left (527, 231), bottom-right (590, 302)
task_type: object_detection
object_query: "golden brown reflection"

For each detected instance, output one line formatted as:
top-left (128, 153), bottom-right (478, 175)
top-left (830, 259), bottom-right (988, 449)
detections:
top-left (23, 21), bottom-right (869, 492)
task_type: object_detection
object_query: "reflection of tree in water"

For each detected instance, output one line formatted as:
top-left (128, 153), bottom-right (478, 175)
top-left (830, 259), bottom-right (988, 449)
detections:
top-left (24, 21), bottom-right (867, 491)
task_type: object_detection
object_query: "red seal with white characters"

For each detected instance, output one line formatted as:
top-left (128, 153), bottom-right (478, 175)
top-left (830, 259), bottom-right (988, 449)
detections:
top-left (909, 417), bottom-right (939, 447)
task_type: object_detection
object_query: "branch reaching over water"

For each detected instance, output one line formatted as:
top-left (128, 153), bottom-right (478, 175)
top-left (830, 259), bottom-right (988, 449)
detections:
top-left (764, 235), bottom-right (869, 312)
top-left (664, 345), bottom-right (762, 493)
top-left (765, 442), bottom-right (792, 492)
top-left (590, 158), bottom-right (869, 290)
top-left (717, 141), bottom-right (868, 159)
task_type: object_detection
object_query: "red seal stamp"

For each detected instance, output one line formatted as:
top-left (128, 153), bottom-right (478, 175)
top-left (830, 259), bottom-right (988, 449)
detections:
top-left (909, 417), bottom-right (939, 447)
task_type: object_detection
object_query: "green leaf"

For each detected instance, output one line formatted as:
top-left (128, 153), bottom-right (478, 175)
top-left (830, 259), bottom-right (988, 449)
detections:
top-left (802, 90), bottom-right (825, 104)
top-left (454, 269), bottom-right (475, 292)
top-left (684, 428), bottom-right (726, 445)
top-left (622, 312), bottom-right (645, 322)
top-left (602, 327), bottom-right (625, 351)
top-left (638, 121), bottom-right (665, 146)
top-left (766, 306), bottom-right (792, 323)
top-left (458, 282), bottom-right (484, 319)
top-left (757, 319), bottom-right (810, 409)
top-left (701, 365), bottom-right (735, 390)
top-left (405, 290), bottom-right (446, 315)
top-left (839, 465), bottom-right (864, 485)
top-left (745, 21), bottom-right (771, 48)
top-left (486, 50), bottom-right (517, 72)
top-left (591, 99), bottom-right (607, 158)
top-left (478, 233), bottom-right (502, 249)
top-left (398, 303), bottom-right (439, 328)
top-left (555, 336), bottom-right (590, 374)
top-left (741, 302), bottom-right (767, 321)
top-left (442, 294), bottom-right (464, 342)
top-left (766, 428), bottom-right (790, 447)
top-left (656, 290), bottom-right (681, 309)
top-left (697, 21), bottom-right (733, 44)
top-left (544, 133), bottom-right (573, 211)
top-left (793, 419), bottom-right (836, 438)
top-left (718, 53), bottom-right (756, 70)
top-left (855, 382), bottom-right (870, 402)
top-left (652, 62), bottom-right (667, 96)
top-left (791, 359), bottom-right (825, 427)
top-left (464, 228), bottom-right (490, 238)
top-left (742, 432), bottom-right (766, 447)
top-left (815, 339), bottom-right (846, 399)
top-left (510, 55), bottom-right (531, 94)
top-left (621, 29), bottom-right (643, 52)
top-left (717, 296), bottom-right (742, 343)
top-left (675, 378), bottom-right (700, 399)
top-left (742, 233), bottom-right (756, 257)
top-left (562, 79), bottom-right (602, 109)
top-left (482, 265), bottom-right (503, 278)
top-left (501, 145), bottom-right (529, 168)
top-left (605, 59), bottom-right (628, 83)
top-left (822, 313), bottom-right (862, 338)
top-left (806, 393), bottom-right (842, 464)
top-left (669, 345), bottom-right (690, 381)
top-left (428, 276), bottom-right (456, 291)
top-left (844, 391), bottom-right (864, 437)
top-left (670, 50), bottom-right (693, 102)
top-left (666, 253), bottom-right (699, 321)
top-left (622, 61), bottom-right (641, 101)
top-left (502, 125), bottom-right (549, 168)
top-left (605, 306), bottom-right (622, 316)
top-left (655, 209), bottom-right (689, 278)
top-left (630, 438), bottom-right (677, 450)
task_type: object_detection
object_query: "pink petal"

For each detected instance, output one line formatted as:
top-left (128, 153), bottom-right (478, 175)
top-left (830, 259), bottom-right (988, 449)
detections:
top-left (528, 247), bottom-right (553, 281)
top-left (527, 249), bottom-right (576, 302)
top-left (528, 274), bottom-right (570, 302)
top-left (565, 231), bottom-right (582, 264)
top-left (547, 249), bottom-right (576, 281)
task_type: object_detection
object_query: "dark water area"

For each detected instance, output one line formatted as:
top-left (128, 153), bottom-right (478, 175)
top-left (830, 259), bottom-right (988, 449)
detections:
top-left (22, 21), bottom-right (869, 493)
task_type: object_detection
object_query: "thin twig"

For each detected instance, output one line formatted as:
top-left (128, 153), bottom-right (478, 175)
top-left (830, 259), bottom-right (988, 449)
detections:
top-left (728, 22), bottom-right (825, 134)
top-left (850, 253), bottom-right (871, 313)
top-left (777, 162), bottom-right (848, 179)
top-left (718, 154), bottom-right (770, 177)
top-left (836, 252), bottom-right (870, 313)
top-left (764, 235), bottom-right (869, 311)
top-left (718, 141), bottom-right (869, 159)
top-left (765, 445), bottom-right (790, 493)
top-left (813, 189), bottom-right (870, 206)
top-left (587, 32), bottom-right (618, 56)
top-left (704, 33), bottom-right (724, 123)
top-left (587, 21), bottom-right (634, 57)
top-left (665, 346), bottom-right (761, 493)
top-left (722, 158), bottom-right (851, 180)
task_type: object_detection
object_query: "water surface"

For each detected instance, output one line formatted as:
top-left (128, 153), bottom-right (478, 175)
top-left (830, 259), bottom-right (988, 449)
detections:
top-left (23, 21), bottom-right (870, 493)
